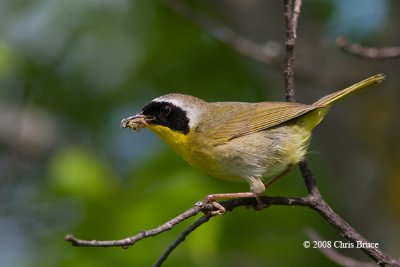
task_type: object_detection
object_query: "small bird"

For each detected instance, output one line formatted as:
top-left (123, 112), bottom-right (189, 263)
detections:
top-left (121, 74), bottom-right (384, 213)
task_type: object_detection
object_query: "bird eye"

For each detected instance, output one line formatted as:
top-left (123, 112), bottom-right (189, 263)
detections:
top-left (160, 105), bottom-right (171, 117)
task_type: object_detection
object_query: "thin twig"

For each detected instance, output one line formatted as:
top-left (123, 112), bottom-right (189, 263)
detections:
top-left (64, 192), bottom-right (400, 266)
top-left (64, 2), bottom-right (400, 267)
top-left (292, 0), bottom-right (302, 39)
top-left (153, 215), bottom-right (212, 267)
top-left (64, 203), bottom-right (211, 247)
top-left (161, 0), bottom-right (281, 65)
top-left (298, 160), bottom-right (320, 197)
top-left (283, 1), bottom-right (399, 266)
top-left (64, 196), bottom-right (309, 248)
top-left (336, 37), bottom-right (400, 59)
top-left (305, 229), bottom-right (377, 267)
top-left (299, 160), bottom-right (399, 266)
top-left (309, 196), bottom-right (398, 266)
top-left (283, 0), bottom-right (302, 102)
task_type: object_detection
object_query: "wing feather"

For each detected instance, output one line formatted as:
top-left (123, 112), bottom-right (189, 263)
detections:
top-left (201, 102), bottom-right (319, 142)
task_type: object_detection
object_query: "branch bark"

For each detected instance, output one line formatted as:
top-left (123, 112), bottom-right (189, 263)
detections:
top-left (283, 0), bottom-right (302, 102)
top-left (65, 203), bottom-right (207, 247)
top-left (283, 2), bottom-right (399, 266)
top-left (65, 192), bottom-right (400, 266)
top-left (336, 36), bottom-right (400, 59)
top-left (153, 215), bottom-right (212, 267)
top-left (161, 0), bottom-right (281, 65)
top-left (64, 196), bottom-right (309, 248)
top-left (64, 2), bottom-right (400, 267)
top-left (306, 229), bottom-right (377, 267)
top-left (299, 162), bottom-right (398, 266)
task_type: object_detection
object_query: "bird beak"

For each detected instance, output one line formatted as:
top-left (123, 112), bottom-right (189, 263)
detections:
top-left (120, 113), bottom-right (153, 131)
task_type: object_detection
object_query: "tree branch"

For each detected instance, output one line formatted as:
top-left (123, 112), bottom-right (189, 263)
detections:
top-left (283, 2), bottom-right (399, 266)
top-left (283, 0), bottom-right (302, 102)
top-left (305, 229), bottom-right (377, 267)
top-left (336, 36), bottom-right (400, 59)
top-left (64, 196), bottom-right (309, 248)
top-left (292, 0), bottom-right (302, 39)
top-left (299, 160), bottom-right (399, 266)
top-left (64, 203), bottom-right (210, 248)
top-left (153, 215), bottom-right (212, 267)
top-left (65, 192), bottom-right (400, 266)
top-left (64, 2), bottom-right (400, 267)
top-left (161, 0), bottom-right (281, 65)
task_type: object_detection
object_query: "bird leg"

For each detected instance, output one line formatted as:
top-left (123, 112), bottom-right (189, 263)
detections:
top-left (264, 163), bottom-right (296, 188)
top-left (204, 176), bottom-right (268, 215)
top-left (203, 164), bottom-right (296, 215)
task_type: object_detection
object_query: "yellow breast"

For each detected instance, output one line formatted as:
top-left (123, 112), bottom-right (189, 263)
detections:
top-left (148, 125), bottom-right (189, 154)
top-left (148, 124), bottom-right (223, 176)
top-left (148, 123), bottom-right (312, 183)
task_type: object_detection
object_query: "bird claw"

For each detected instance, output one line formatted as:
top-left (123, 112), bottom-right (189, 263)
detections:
top-left (200, 195), bottom-right (226, 215)
top-left (210, 201), bottom-right (226, 215)
top-left (253, 196), bottom-right (269, 210)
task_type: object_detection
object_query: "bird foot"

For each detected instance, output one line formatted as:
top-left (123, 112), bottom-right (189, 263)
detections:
top-left (202, 195), bottom-right (226, 215)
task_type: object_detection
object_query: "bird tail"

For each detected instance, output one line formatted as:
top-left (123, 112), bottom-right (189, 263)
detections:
top-left (313, 74), bottom-right (385, 107)
top-left (300, 73), bottom-right (385, 132)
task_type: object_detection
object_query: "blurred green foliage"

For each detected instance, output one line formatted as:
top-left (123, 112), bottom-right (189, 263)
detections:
top-left (1, 0), bottom-right (399, 267)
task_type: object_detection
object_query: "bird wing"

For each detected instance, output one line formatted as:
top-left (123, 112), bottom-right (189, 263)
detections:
top-left (202, 102), bottom-right (319, 143)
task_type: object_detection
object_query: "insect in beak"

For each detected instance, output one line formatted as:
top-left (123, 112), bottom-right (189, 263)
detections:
top-left (120, 114), bottom-right (154, 131)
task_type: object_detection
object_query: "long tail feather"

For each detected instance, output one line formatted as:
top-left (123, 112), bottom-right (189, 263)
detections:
top-left (313, 74), bottom-right (385, 106)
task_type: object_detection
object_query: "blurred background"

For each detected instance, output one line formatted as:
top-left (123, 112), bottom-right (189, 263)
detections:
top-left (0, 0), bottom-right (399, 266)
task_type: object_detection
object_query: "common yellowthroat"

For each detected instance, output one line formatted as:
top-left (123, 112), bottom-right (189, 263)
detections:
top-left (121, 74), bottom-right (384, 212)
